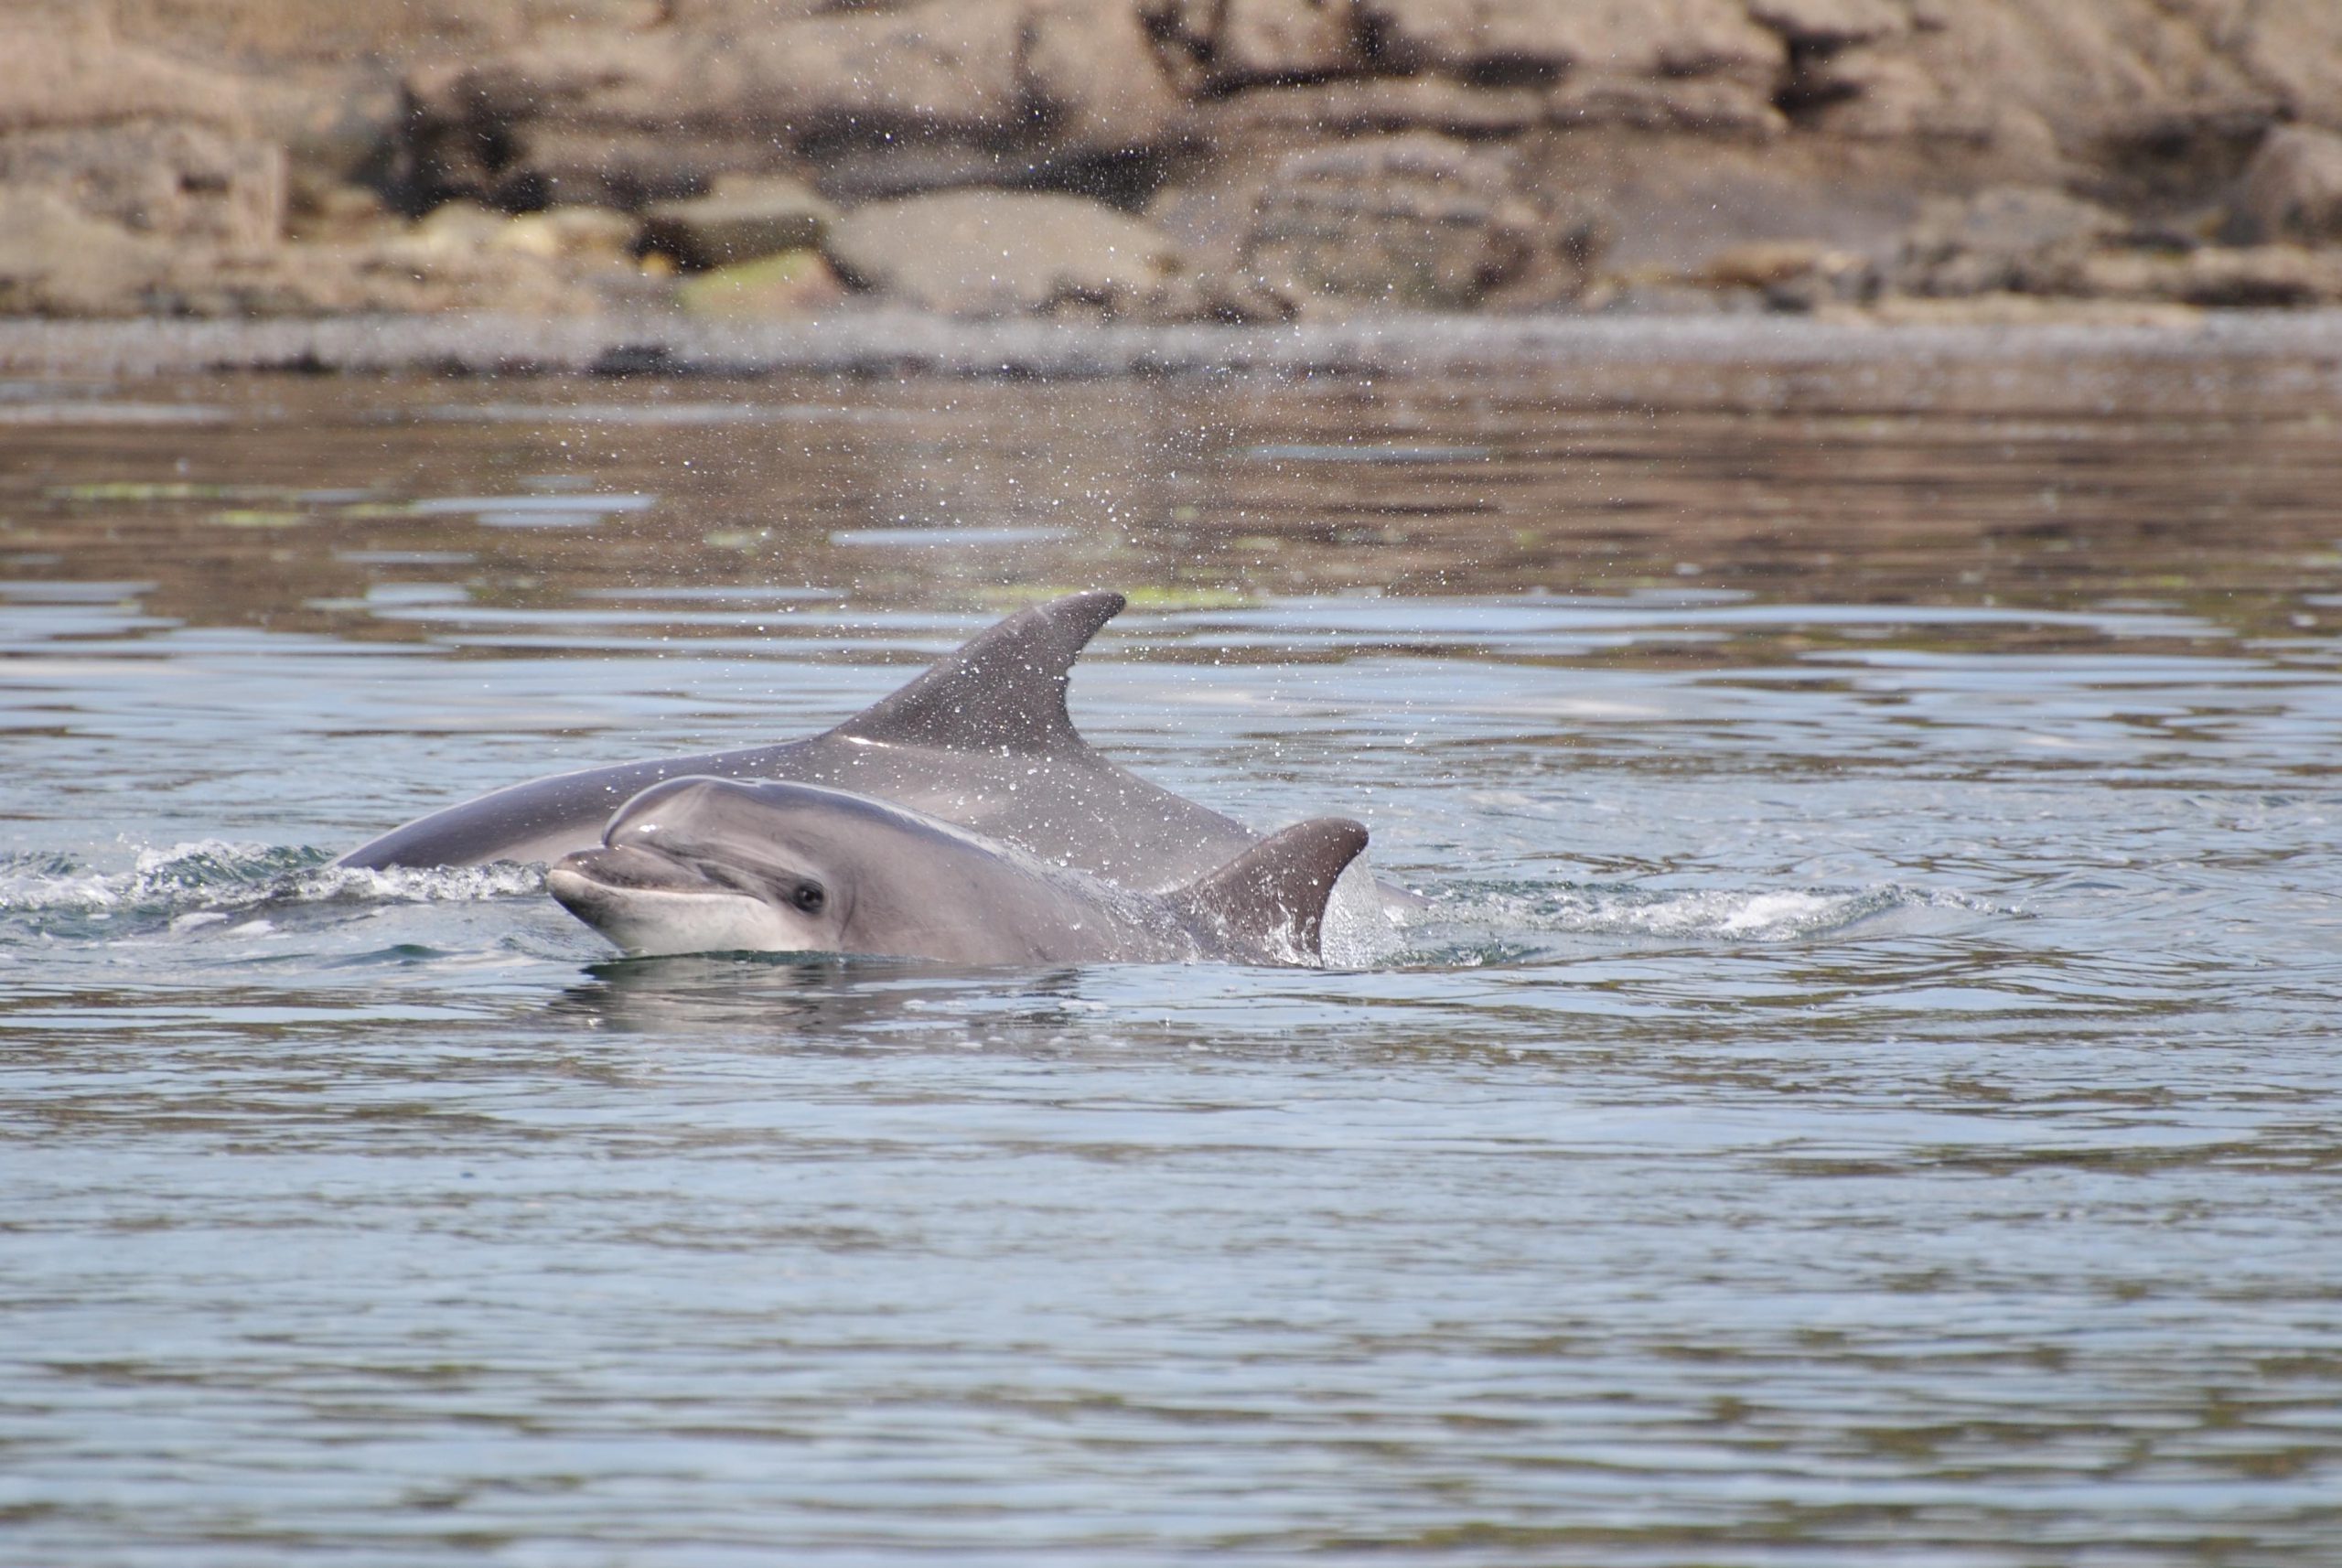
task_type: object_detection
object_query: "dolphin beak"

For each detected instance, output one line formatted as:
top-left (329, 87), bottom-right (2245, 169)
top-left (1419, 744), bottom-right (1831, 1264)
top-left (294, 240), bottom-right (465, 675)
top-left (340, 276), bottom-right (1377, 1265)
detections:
top-left (546, 844), bottom-right (792, 957)
top-left (546, 844), bottom-right (715, 921)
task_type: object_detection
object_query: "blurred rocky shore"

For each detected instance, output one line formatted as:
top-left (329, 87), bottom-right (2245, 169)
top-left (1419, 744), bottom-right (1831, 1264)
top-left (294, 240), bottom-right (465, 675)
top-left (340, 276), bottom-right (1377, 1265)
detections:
top-left (6, 0), bottom-right (2342, 326)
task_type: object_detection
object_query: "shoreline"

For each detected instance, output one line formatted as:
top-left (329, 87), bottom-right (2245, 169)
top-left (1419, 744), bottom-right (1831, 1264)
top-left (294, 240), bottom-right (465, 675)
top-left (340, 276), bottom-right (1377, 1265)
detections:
top-left (9, 307), bottom-right (2342, 384)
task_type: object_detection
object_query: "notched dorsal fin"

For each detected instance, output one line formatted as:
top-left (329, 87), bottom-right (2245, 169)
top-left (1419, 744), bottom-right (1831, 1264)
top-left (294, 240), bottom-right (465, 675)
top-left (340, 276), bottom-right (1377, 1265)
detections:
top-left (829, 589), bottom-right (1124, 757)
top-left (1170, 817), bottom-right (1369, 962)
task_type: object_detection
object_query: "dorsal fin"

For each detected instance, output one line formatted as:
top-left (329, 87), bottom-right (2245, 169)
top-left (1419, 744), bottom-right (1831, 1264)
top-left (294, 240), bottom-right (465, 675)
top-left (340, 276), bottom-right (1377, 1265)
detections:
top-left (1168, 818), bottom-right (1369, 962)
top-left (828, 589), bottom-right (1125, 757)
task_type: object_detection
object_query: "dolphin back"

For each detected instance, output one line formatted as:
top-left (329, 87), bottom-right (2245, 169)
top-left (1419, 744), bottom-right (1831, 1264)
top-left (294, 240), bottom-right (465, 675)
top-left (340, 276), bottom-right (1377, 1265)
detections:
top-left (337, 590), bottom-right (1133, 870)
top-left (1168, 818), bottom-right (1370, 963)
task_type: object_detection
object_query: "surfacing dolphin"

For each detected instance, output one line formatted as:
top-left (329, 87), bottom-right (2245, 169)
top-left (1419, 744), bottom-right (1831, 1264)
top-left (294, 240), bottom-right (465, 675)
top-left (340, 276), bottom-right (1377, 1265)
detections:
top-left (338, 590), bottom-right (1265, 892)
top-left (546, 777), bottom-right (1368, 966)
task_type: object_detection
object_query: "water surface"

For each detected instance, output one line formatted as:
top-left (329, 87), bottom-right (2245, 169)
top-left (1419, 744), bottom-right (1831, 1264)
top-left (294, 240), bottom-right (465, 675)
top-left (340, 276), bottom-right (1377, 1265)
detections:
top-left (4, 359), bottom-right (2341, 1563)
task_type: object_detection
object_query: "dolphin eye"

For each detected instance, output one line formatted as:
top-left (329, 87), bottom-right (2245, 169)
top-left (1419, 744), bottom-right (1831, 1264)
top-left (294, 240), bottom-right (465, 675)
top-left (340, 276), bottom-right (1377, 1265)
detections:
top-left (790, 881), bottom-right (826, 914)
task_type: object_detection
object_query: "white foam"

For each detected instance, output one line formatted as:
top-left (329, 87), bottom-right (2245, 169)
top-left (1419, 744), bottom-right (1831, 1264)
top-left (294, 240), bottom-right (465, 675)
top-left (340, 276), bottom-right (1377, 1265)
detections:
top-left (1714, 890), bottom-right (1853, 936)
top-left (0, 842), bottom-right (545, 933)
top-left (285, 862), bottom-right (546, 905)
top-left (1416, 881), bottom-right (1993, 951)
top-left (0, 840), bottom-right (291, 916)
top-left (1585, 887), bottom-right (1879, 941)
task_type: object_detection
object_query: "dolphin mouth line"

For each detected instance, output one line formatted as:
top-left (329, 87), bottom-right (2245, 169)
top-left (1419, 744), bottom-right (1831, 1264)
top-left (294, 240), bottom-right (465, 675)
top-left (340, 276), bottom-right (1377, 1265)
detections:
top-left (545, 865), bottom-right (792, 957)
top-left (554, 845), bottom-right (706, 891)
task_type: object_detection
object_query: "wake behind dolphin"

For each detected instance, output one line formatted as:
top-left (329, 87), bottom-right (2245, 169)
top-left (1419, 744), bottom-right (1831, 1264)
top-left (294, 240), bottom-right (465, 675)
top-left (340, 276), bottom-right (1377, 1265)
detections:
top-left (338, 591), bottom-right (1276, 896)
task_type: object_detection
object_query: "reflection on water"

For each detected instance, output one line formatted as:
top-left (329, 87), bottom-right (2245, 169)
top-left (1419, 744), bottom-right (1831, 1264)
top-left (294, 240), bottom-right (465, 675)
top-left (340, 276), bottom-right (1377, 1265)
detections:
top-left (3, 355), bottom-right (2341, 1563)
top-left (7, 359), bottom-right (2342, 647)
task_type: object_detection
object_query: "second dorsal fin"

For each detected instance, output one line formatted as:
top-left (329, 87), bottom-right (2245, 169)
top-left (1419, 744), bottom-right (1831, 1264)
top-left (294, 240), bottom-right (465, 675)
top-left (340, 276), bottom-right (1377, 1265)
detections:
top-left (828, 589), bottom-right (1124, 757)
top-left (1168, 817), bottom-right (1369, 962)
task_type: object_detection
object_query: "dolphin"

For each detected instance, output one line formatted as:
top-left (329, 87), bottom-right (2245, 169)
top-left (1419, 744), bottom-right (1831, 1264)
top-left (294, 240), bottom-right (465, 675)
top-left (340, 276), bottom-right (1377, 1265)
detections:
top-left (338, 590), bottom-right (1279, 895)
top-left (545, 776), bottom-right (1368, 966)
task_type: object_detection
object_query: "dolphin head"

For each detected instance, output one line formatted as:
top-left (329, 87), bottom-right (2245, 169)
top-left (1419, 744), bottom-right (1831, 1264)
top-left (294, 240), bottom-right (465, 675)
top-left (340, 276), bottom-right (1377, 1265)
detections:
top-left (547, 777), bottom-right (855, 956)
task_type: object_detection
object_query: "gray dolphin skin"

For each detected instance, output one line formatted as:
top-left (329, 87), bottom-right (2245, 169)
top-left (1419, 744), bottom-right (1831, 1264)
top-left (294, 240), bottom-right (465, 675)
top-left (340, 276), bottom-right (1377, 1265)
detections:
top-left (338, 590), bottom-right (1265, 891)
top-left (545, 777), bottom-right (1369, 966)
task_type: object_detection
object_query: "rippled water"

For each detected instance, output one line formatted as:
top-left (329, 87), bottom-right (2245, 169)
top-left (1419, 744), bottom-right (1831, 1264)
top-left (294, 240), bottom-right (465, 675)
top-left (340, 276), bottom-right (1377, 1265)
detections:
top-left (5, 353), bottom-right (2342, 1563)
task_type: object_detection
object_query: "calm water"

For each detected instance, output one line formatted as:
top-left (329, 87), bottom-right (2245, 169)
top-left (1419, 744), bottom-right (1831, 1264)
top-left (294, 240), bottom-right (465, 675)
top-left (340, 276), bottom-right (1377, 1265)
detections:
top-left (5, 352), bottom-right (2342, 1564)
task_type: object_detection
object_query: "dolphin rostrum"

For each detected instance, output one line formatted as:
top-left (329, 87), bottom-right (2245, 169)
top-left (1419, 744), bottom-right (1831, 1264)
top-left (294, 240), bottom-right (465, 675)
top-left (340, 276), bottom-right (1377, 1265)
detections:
top-left (545, 776), bottom-right (1368, 966)
top-left (338, 590), bottom-right (1267, 892)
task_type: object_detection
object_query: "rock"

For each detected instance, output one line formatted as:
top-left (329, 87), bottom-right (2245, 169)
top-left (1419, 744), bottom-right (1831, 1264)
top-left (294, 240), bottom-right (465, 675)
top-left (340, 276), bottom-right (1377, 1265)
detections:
top-left (493, 126), bottom-right (787, 210)
top-left (0, 187), bottom-right (169, 316)
top-left (1699, 237), bottom-right (1874, 307)
top-left (395, 31), bottom-right (692, 207)
top-left (719, 0), bottom-right (1185, 162)
top-left (1187, 79), bottom-right (1546, 140)
top-left (822, 188), bottom-right (1192, 317)
top-left (188, 243), bottom-right (601, 317)
top-left (27, 0), bottom-right (2342, 323)
top-left (1746, 0), bottom-right (1910, 50)
top-left (0, 21), bottom-right (253, 134)
top-left (676, 249), bottom-right (848, 317)
top-left (810, 143), bottom-right (1067, 203)
top-left (1547, 75), bottom-right (1787, 138)
top-left (1781, 36), bottom-right (1997, 143)
top-left (1209, 0), bottom-right (1368, 87)
top-left (664, 0), bottom-right (828, 23)
top-left (245, 73), bottom-right (406, 199)
top-left (1025, 0), bottom-right (1186, 153)
top-left (499, 205), bottom-right (641, 262)
top-left (1140, 0), bottom-right (1218, 94)
top-left (0, 177), bottom-right (626, 317)
top-left (403, 199), bottom-right (639, 268)
top-left (1781, 0), bottom-right (2261, 162)
top-left (108, 0), bottom-right (659, 59)
top-left (1892, 185), bottom-right (2125, 295)
top-left (404, 0), bottom-right (1186, 209)
top-left (1356, 0), bottom-right (1784, 87)
top-left (1238, 132), bottom-right (1591, 309)
top-left (408, 199), bottom-right (518, 252)
top-left (0, 18), bottom-right (291, 261)
top-left (203, 199), bottom-right (655, 315)
top-left (1587, 278), bottom-right (1768, 315)
top-left (1702, 237), bottom-right (1837, 286)
top-left (0, 123), bottom-right (285, 249)
top-left (2077, 243), bottom-right (2342, 306)
top-left (291, 181), bottom-right (394, 242)
top-left (403, 31), bottom-right (680, 135)
top-left (2230, 125), bottom-right (2342, 245)
top-left (641, 177), bottom-right (839, 268)
top-left (1146, 176), bottom-right (1273, 283)
top-left (1194, 268), bottom-right (1304, 322)
top-left (2157, 0), bottom-right (2342, 137)
top-left (1539, 134), bottom-right (1935, 275)
top-left (709, 1), bottom-right (1029, 144)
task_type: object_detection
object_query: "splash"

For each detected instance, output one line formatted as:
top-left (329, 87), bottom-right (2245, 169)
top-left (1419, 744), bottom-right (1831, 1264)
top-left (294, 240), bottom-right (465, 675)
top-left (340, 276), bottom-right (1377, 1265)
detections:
top-left (1320, 855), bottom-right (1409, 968)
top-left (285, 861), bottom-right (547, 906)
top-left (1601, 886), bottom-right (1917, 940)
top-left (0, 842), bottom-right (543, 941)
top-left (1398, 879), bottom-right (1998, 962)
